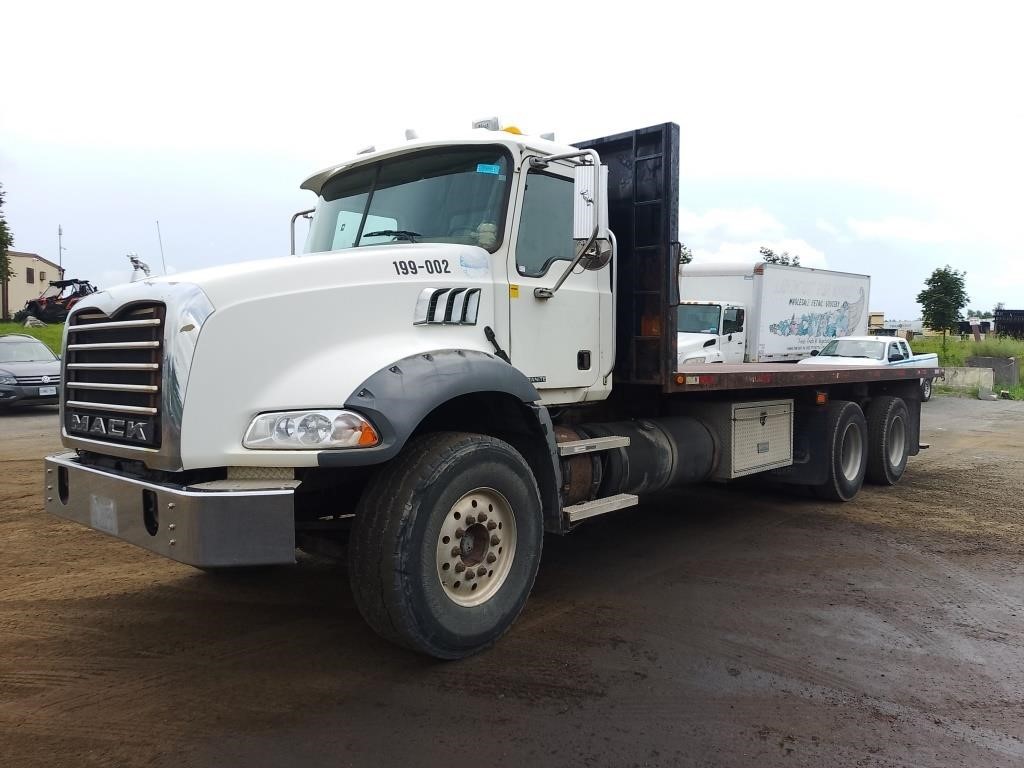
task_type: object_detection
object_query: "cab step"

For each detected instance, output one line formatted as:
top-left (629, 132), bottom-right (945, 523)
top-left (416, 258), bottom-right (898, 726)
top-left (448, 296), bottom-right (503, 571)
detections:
top-left (557, 435), bottom-right (630, 456)
top-left (564, 493), bottom-right (639, 523)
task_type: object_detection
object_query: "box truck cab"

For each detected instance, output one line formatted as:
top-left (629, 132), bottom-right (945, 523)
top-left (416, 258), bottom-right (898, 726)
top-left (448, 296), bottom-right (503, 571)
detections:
top-left (677, 301), bottom-right (747, 364)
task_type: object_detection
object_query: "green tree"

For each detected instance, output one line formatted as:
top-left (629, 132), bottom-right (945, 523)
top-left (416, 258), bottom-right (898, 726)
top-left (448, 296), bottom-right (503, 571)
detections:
top-left (917, 265), bottom-right (969, 354)
top-left (759, 246), bottom-right (800, 266)
top-left (679, 241), bottom-right (694, 265)
top-left (1, 183), bottom-right (15, 320)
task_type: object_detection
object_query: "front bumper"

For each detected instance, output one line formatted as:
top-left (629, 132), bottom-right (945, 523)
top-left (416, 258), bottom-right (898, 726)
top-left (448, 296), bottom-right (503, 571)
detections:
top-left (0, 384), bottom-right (59, 407)
top-left (43, 452), bottom-right (296, 567)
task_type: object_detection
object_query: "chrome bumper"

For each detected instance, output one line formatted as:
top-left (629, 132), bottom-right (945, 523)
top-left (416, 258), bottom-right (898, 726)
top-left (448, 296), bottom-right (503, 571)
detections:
top-left (43, 452), bottom-right (296, 567)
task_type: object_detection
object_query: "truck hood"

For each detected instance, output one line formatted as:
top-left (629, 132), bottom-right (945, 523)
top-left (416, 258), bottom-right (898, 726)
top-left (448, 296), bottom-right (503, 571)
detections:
top-left (676, 332), bottom-right (717, 360)
top-left (67, 243), bottom-right (497, 469)
top-left (796, 355), bottom-right (881, 367)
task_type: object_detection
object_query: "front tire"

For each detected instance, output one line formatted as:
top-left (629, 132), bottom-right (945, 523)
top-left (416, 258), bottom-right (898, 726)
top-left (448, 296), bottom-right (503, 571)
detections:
top-left (348, 432), bottom-right (543, 659)
top-left (814, 400), bottom-right (868, 502)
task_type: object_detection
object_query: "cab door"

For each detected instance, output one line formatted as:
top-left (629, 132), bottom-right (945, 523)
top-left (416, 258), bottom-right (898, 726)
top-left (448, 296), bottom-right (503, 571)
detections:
top-left (721, 305), bottom-right (747, 363)
top-left (506, 165), bottom-right (607, 398)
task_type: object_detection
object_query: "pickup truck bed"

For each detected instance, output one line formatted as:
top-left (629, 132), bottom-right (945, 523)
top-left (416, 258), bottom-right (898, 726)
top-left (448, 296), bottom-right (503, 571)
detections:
top-left (670, 363), bottom-right (944, 393)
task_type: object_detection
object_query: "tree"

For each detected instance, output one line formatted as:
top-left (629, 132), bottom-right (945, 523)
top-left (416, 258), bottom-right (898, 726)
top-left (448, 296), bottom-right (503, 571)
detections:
top-left (0, 183), bottom-right (15, 320)
top-left (759, 246), bottom-right (800, 266)
top-left (917, 265), bottom-right (969, 354)
top-left (679, 241), bottom-right (694, 265)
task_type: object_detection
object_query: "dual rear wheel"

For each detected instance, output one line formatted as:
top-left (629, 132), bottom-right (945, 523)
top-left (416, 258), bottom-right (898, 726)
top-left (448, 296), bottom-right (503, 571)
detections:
top-left (815, 396), bottom-right (910, 501)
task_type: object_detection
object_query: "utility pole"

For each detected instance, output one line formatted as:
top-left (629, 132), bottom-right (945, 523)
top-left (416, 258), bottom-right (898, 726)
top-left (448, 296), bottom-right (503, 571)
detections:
top-left (58, 225), bottom-right (67, 276)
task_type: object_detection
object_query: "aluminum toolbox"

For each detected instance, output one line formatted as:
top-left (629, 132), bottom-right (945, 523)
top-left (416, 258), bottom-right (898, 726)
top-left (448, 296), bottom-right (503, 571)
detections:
top-left (691, 399), bottom-right (794, 479)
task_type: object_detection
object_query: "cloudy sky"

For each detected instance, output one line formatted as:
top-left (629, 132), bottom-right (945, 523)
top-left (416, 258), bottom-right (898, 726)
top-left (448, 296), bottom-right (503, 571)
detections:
top-left (3, 0), bottom-right (1021, 318)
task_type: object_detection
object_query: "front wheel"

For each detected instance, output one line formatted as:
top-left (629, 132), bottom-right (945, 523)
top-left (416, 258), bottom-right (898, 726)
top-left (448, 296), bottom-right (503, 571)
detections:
top-left (348, 432), bottom-right (543, 659)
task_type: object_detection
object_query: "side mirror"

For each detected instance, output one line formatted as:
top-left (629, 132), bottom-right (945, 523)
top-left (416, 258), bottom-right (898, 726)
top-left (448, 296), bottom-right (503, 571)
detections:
top-left (573, 164), bottom-right (608, 242)
top-left (810, 349), bottom-right (819, 356)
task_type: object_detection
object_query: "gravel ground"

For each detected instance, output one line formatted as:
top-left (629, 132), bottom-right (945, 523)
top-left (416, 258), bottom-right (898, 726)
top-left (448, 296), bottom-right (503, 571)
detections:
top-left (2, 397), bottom-right (1023, 768)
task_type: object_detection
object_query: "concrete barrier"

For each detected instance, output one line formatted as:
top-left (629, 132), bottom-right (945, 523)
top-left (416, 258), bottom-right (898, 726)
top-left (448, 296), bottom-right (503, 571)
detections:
top-left (941, 366), bottom-right (994, 398)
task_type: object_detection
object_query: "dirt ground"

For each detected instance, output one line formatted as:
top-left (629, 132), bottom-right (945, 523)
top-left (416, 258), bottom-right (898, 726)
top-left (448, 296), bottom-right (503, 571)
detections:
top-left (2, 397), bottom-right (1024, 768)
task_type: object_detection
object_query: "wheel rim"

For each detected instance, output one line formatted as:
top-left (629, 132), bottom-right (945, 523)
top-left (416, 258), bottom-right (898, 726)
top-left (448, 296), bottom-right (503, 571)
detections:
top-left (840, 422), bottom-right (864, 482)
top-left (436, 487), bottom-right (517, 607)
top-left (923, 380), bottom-right (931, 397)
top-left (887, 415), bottom-right (907, 467)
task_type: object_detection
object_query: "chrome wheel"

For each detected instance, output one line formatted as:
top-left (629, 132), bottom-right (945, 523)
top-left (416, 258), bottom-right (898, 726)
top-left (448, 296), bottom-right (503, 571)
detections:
top-left (840, 421), bottom-right (865, 482)
top-left (887, 415), bottom-right (907, 467)
top-left (436, 487), bottom-right (517, 607)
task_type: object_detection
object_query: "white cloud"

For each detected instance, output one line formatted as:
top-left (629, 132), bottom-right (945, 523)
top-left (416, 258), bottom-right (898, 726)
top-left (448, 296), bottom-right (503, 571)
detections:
top-left (846, 216), bottom-right (959, 244)
top-left (680, 207), bottom-right (785, 241)
top-left (816, 218), bottom-right (840, 236)
top-left (693, 239), bottom-right (827, 269)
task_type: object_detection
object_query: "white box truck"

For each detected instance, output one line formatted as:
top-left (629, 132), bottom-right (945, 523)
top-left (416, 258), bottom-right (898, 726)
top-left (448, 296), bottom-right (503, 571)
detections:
top-left (677, 262), bottom-right (870, 365)
top-left (43, 123), bottom-right (938, 659)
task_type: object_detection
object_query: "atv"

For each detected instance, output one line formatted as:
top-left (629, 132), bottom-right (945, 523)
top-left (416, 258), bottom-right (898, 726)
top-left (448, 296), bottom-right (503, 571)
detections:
top-left (14, 279), bottom-right (98, 324)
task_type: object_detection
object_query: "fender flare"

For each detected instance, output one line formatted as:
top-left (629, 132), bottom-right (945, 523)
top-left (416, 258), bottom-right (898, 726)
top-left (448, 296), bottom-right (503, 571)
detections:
top-left (316, 349), bottom-right (543, 468)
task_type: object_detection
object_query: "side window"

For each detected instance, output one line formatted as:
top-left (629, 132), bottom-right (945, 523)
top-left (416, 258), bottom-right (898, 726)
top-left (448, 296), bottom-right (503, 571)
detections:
top-left (899, 341), bottom-right (911, 358)
top-left (40, 271), bottom-right (47, 282)
top-left (515, 172), bottom-right (574, 277)
top-left (723, 308), bottom-right (745, 334)
top-left (888, 342), bottom-right (903, 360)
top-left (26, 267), bottom-right (35, 284)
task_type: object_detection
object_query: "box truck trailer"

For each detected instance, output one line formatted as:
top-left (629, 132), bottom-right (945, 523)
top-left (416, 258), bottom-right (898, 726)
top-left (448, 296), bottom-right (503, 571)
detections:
top-left (677, 262), bottom-right (870, 365)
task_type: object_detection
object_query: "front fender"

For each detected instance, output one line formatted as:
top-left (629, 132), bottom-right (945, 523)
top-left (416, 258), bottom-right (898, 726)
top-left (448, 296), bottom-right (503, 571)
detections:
top-left (316, 349), bottom-right (541, 467)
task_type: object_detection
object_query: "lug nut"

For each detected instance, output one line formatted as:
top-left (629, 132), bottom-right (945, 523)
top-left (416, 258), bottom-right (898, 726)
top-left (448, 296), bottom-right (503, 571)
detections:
top-left (465, 571), bottom-right (475, 580)
top-left (490, 535), bottom-right (500, 546)
top-left (477, 566), bottom-right (487, 577)
top-left (455, 529), bottom-right (464, 539)
top-left (465, 515), bottom-right (476, 525)
top-left (455, 562), bottom-right (466, 573)
top-left (478, 512), bottom-right (487, 522)
top-left (487, 521), bottom-right (497, 530)
top-left (486, 553), bottom-right (497, 564)
top-left (451, 547), bottom-right (461, 558)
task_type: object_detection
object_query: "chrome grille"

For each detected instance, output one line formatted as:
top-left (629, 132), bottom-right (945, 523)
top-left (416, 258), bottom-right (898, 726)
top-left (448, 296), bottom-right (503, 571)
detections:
top-left (15, 375), bottom-right (62, 385)
top-left (63, 304), bottom-right (164, 448)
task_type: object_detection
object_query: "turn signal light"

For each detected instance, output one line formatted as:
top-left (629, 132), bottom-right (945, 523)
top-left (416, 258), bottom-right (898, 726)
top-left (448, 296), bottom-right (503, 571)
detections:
top-left (815, 391), bottom-right (828, 405)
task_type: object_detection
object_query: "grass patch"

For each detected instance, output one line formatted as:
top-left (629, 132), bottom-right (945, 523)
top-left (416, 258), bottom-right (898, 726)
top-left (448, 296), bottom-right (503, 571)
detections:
top-left (912, 336), bottom-right (1024, 386)
top-left (0, 322), bottom-right (65, 354)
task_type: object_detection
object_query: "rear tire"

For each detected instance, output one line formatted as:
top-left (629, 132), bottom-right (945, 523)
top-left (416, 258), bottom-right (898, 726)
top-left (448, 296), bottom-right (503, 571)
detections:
top-left (865, 396), bottom-right (910, 485)
top-left (348, 432), bottom-right (543, 659)
top-left (814, 400), bottom-right (868, 502)
top-left (921, 378), bottom-right (933, 401)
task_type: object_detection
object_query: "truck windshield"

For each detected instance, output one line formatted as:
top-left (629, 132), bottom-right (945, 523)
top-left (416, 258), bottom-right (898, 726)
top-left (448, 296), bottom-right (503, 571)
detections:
top-left (817, 339), bottom-right (885, 360)
top-left (305, 146), bottom-right (512, 254)
top-left (678, 304), bottom-right (722, 334)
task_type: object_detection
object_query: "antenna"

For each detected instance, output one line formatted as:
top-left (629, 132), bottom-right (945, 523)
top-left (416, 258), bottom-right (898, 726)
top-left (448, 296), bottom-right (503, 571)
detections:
top-left (155, 220), bottom-right (168, 274)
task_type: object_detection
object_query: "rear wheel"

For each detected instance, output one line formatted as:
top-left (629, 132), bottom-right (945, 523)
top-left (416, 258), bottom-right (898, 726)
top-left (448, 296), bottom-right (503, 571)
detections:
top-left (348, 432), bottom-right (543, 659)
top-left (865, 396), bottom-right (910, 485)
top-left (921, 378), bottom-right (933, 401)
top-left (814, 400), bottom-right (868, 502)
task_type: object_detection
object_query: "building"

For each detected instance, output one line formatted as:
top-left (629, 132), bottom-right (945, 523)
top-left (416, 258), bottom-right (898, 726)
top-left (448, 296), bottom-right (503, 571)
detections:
top-left (1, 251), bottom-right (65, 320)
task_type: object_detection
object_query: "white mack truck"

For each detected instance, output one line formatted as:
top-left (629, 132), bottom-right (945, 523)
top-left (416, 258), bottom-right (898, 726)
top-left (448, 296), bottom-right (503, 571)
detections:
top-left (44, 122), bottom-right (942, 658)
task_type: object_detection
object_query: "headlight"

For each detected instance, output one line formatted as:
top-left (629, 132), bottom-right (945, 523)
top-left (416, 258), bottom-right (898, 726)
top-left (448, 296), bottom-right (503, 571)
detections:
top-left (682, 356), bottom-right (707, 364)
top-left (0, 372), bottom-right (17, 385)
top-left (243, 409), bottom-right (380, 450)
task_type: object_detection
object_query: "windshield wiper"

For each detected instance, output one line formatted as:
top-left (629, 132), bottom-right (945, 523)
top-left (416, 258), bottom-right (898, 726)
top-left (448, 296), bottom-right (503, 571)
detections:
top-left (362, 230), bottom-right (422, 243)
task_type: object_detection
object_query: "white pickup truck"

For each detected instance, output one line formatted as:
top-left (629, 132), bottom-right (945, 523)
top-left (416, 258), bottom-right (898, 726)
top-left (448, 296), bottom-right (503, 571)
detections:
top-left (797, 335), bottom-right (939, 400)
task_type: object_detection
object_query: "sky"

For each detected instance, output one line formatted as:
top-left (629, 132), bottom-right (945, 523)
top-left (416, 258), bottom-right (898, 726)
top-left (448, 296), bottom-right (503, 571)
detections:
top-left (3, 0), bottom-right (1022, 319)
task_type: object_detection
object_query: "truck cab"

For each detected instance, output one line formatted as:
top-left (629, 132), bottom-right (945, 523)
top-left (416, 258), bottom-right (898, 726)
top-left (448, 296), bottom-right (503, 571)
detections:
top-left (676, 301), bottom-right (747, 365)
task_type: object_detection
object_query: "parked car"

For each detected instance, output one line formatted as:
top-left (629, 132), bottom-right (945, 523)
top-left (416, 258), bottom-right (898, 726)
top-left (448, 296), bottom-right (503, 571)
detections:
top-left (0, 334), bottom-right (61, 408)
top-left (797, 335), bottom-right (939, 401)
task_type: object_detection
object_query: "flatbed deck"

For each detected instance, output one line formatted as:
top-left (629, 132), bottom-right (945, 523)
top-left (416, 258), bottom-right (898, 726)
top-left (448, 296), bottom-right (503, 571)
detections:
top-left (670, 364), bottom-right (944, 393)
